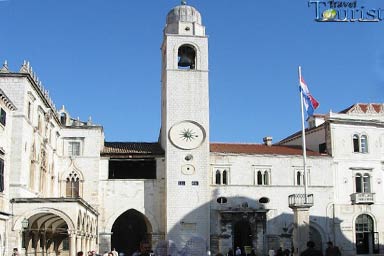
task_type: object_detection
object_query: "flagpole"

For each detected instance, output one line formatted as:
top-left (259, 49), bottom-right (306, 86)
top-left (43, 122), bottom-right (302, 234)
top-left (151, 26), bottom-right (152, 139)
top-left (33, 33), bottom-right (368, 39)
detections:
top-left (298, 66), bottom-right (308, 203)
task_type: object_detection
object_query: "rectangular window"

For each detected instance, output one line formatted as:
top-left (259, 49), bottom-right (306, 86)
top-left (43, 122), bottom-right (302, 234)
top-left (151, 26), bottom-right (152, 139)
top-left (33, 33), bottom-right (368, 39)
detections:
top-left (0, 108), bottom-right (6, 126)
top-left (178, 181), bottom-right (186, 186)
top-left (68, 142), bottom-right (80, 156)
top-left (356, 175), bottom-right (362, 193)
top-left (108, 159), bottom-right (156, 179)
top-left (192, 181), bottom-right (199, 186)
top-left (27, 102), bottom-right (32, 120)
top-left (0, 159), bottom-right (4, 192)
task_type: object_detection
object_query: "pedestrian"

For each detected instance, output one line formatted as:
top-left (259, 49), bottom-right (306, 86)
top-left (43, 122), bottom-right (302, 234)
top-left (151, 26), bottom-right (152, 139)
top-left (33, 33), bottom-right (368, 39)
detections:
top-left (235, 247), bottom-right (241, 256)
top-left (12, 248), bottom-right (20, 256)
top-left (325, 241), bottom-right (341, 256)
top-left (78, 252), bottom-right (84, 256)
top-left (276, 247), bottom-right (284, 256)
top-left (112, 248), bottom-right (119, 256)
top-left (227, 249), bottom-right (234, 256)
top-left (300, 241), bottom-right (323, 256)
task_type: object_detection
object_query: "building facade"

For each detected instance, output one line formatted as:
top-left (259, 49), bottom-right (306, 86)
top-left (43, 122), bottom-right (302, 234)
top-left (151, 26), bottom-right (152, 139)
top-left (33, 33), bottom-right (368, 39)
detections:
top-left (0, 2), bottom-right (383, 256)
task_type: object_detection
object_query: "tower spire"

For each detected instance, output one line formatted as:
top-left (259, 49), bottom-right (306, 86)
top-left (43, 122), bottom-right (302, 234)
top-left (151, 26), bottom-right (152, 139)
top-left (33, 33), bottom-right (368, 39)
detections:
top-left (181, 0), bottom-right (187, 5)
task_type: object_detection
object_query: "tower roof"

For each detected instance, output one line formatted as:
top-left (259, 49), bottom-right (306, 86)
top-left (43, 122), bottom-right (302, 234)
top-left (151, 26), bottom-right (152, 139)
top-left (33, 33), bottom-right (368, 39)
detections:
top-left (166, 2), bottom-right (202, 25)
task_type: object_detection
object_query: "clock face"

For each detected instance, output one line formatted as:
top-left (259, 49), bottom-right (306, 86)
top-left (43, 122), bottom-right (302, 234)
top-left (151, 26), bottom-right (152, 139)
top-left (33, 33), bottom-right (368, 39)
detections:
top-left (169, 121), bottom-right (206, 150)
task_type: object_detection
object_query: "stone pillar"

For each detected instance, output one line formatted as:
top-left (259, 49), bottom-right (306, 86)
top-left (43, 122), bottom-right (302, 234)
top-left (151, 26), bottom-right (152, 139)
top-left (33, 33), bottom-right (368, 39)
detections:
top-left (69, 232), bottom-right (77, 256)
top-left (86, 236), bottom-right (90, 252)
top-left (76, 235), bottom-right (81, 253)
top-left (292, 207), bottom-right (310, 256)
top-left (99, 232), bottom-right (112, 254)
top-left (81, 235), bottom-right (85, 252)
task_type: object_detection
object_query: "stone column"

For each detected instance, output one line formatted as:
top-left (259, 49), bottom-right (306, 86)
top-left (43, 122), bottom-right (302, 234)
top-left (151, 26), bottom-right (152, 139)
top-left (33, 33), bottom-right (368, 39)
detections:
top-left (292, 207), bottom-right (310, 256)
top-left (99, 232), bottom-right (112, 254)
top-left (86, 236), bottom-right (90, 252)
top-left (69, 232), bottom-right (77, 256)
top-left (76, 234), bottom-right (81, 253)
top-left (81, 234), bottom-right (85, 253)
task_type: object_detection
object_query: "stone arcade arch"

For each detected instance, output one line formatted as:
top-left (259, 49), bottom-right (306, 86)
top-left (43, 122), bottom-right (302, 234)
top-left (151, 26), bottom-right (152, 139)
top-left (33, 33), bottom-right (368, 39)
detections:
top-left (11, 199), bottom-right (98, 256)
top-left (111, 209), bottom-right (153, 256)
top-left (13, 208), bottom-right (75, 256)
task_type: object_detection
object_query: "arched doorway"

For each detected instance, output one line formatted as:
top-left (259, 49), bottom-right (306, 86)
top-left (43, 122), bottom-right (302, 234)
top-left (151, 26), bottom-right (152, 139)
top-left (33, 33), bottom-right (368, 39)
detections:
top-left (234, 220), bottom-right (252, 254)
top-left (309, 226), bottom-right (323, 252)
top-left (111, 209), bottom-right (152, 256)
top-left (355, 214), bottom-right (378, 254)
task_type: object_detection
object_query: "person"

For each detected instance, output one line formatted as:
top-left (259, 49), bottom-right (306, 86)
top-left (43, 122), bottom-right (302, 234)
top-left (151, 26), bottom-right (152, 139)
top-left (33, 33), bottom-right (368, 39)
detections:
top-left (112, 248), bottom-right (119, 256)
top-left (227, 249), bottom-right (234, 256)
top-left (249, 249), bottom-right (256, 256)
top-left (235, 247), bottom-right (241, 256)
top-left (12, 248), bottom-right (20, 256)
top-left (300, 241), bottom-right (323, 256)
top-left (276, 247), bottom-right (284, 256)
top-left (108, 253), bottom-right (114, 256)
top-left (325, 241), bottom-right (341, 256)
top-left (77, 252), bottom-right (84, 256)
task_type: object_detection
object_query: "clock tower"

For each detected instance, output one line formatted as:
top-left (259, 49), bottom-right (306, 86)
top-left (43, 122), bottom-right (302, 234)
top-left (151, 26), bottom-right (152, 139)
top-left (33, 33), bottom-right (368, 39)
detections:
top-left (160, 1), bottom-right (210, 251)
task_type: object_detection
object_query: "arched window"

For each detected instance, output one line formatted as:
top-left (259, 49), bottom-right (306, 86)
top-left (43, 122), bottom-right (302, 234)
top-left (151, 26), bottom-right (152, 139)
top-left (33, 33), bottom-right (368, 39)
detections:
top-left (0, 159), bottom-right (4, 192)
top-left (255, 168), bottom-right (271, 185)
top-left (297, 171), bottom-right (302, 186)
top-left (213, 168), bottom-right (230, 185)
top-left (178, 45), bottom-right (196, 70)
top-left (66, 171), bottom-right (80, 198)
top-left (37, 115), bottom-right (43, 135)
top-left (363, 173), bottom-right (371, 193)
top-left (222, 170), bottom-right (228, 185)
top-left (353, 134), bottom-right (360, 152)
top-left (355, 173), bottom-right (371, 193)
top-left (215, 170), bottom-right (221, 185)
top-left (60, 113), bottom-right (67, 125)
top-left (355, 173), bottom-right (362, 192)
top-left (263, 171), bottom-right (269, 185)
top-left (360, 135), bottom-right (368, 153)
top-left (257, 171), bottom-right (263, 185)
top-left (353, 134), bottom-right (369, 153)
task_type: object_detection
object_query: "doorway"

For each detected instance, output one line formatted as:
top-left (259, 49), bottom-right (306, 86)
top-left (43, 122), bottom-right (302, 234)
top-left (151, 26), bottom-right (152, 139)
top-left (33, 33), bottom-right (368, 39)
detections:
top-left (234, 220), bottom-right (252, 254)
top-left (111, 209), bottom-right (152, 256)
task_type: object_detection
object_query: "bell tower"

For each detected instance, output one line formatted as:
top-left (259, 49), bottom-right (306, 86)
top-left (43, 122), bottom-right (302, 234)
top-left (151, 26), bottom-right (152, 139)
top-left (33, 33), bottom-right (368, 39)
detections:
top-left (160, 1), bottom-right (210, 251)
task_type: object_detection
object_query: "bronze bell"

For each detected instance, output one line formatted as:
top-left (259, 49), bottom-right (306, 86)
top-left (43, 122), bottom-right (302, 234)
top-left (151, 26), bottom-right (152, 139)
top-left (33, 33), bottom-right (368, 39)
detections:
top-left (178, 55), bottom-right (193, 67)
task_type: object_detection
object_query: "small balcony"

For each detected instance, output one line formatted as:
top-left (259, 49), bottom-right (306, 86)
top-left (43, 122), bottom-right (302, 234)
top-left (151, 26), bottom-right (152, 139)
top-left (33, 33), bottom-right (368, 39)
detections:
top-left (350, 192), bottom-right (375, 205)
top-left (288, 194), bottom-right (314, 209)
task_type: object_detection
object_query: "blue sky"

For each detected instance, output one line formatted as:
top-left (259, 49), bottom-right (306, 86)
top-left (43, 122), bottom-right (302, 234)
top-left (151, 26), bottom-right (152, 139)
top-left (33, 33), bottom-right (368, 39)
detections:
top-left (0, 0), bottom-right (383, 143)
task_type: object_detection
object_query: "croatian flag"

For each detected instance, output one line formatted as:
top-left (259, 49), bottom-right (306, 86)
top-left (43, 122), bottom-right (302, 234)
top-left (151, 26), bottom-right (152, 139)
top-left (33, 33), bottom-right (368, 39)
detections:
top-left (299, 76), bottom-right (319, 116)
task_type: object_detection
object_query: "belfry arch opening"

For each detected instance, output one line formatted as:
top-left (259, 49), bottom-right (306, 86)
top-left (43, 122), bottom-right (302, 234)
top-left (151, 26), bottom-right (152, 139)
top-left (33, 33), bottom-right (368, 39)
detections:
top-left (178, 44), bottom-right (196, 70)
top-left (111, 209), bottom-right (152, 256)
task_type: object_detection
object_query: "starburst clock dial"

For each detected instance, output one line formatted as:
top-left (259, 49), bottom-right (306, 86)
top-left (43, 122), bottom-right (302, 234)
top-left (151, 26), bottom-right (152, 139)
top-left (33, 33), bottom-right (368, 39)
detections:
top-left (169, 121), bottom-right (206, 150)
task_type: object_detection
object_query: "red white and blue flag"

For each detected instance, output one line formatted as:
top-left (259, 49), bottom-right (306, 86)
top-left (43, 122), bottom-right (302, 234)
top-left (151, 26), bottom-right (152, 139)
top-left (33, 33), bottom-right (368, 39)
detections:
top-left (299, 76), bottom-right (319, 116)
